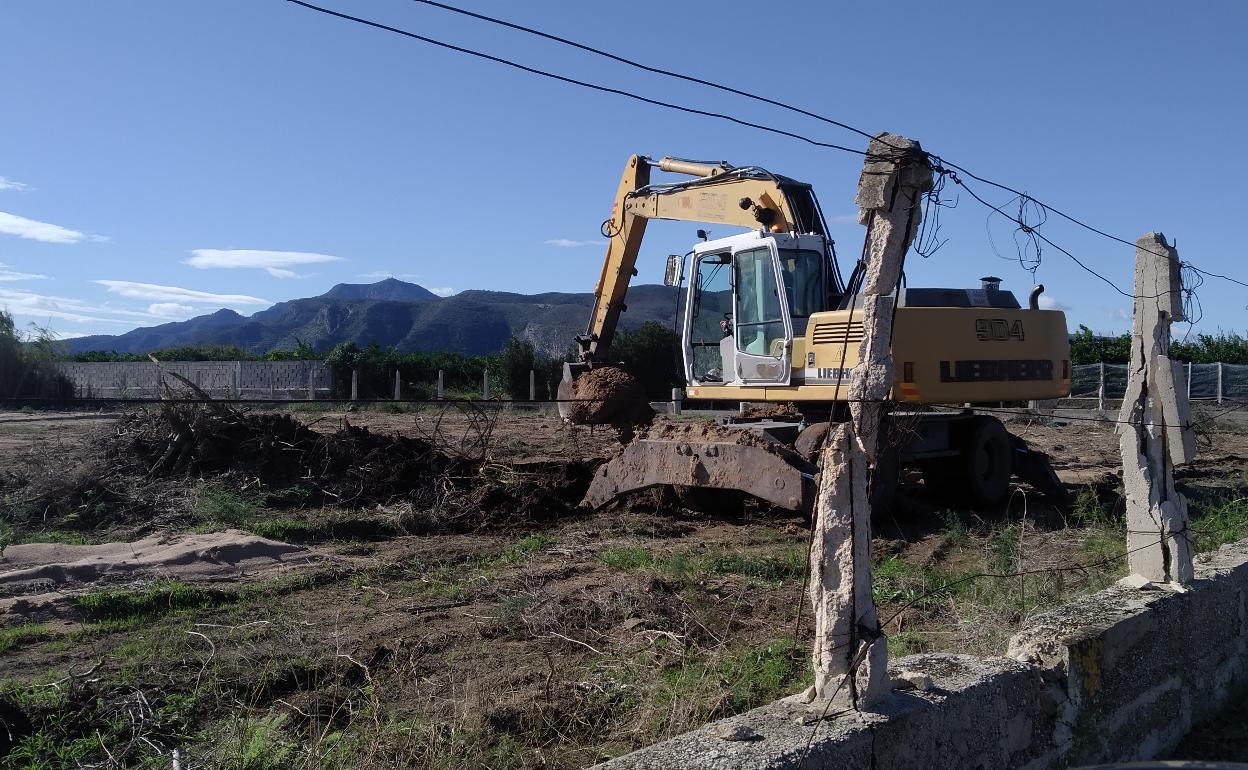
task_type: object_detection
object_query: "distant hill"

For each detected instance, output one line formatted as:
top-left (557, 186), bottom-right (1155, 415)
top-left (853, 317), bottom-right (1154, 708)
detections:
top-left (320, 277), bottom-right (440, 302)
top-left (66, 279), bottom-right (681, 357)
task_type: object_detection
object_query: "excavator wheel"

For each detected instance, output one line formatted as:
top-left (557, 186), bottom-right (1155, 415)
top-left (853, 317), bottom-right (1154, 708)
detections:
top-left (921, 416), bottom-right (1012, 506)
top-left (794, 422), bottom-right (831, 461)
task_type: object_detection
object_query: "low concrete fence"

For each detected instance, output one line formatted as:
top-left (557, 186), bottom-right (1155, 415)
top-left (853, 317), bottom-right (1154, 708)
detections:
top-left (598, 537), bottom-right (1248, 769)
top-left (55, 361), bottom-right (332, 399)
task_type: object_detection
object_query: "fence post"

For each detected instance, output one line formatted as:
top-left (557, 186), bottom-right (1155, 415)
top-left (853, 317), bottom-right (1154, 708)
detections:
top-left (808, 132), bottom-right (932, 709)
top-left (269, 367), bottom-right (276, 400)
top-left (351, 369), bottom-right (359, 401)
top-left (483, 371), bottom-right (490, 400)
top-left (437, 370), bottom-right (444, 400)
top-left (1118, 232), bottom-right (1195, 586)
top-left (394, 369), bottom-right (401, 401)
top-left (307, 369), bottom-right (315, 401)
top-left (1098, 361), bottom-right (1106, 412)
top-left (1217, 361), bottom-right (1224, 404)
top-left (233, 361), bottom-right (242, 400)
top-left (529, 369), bottom-right (536, 401)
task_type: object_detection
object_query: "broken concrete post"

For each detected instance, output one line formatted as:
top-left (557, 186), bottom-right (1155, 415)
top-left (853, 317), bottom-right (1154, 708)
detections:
top-left (1118, 232), bottom-right (1195, 586)
top-left (1098, 362), bottom-right (1106, 413)
top-left (808, 132), bottom-right (932, 709)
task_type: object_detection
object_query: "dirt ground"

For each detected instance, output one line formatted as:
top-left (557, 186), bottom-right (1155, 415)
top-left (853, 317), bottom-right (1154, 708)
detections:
top-left (1, 404), bottom-right (1247, 768)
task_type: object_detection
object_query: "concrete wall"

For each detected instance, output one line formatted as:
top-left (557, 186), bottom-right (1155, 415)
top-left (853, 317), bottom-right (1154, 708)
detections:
top-left (598, 538), bottom-right (1248, 770)
top-left (56, 361), bottom-right (332, 399)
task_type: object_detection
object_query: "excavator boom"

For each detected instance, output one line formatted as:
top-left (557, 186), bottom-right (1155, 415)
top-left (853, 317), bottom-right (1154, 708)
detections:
top-left (576, 154), bottom-right (831, 363)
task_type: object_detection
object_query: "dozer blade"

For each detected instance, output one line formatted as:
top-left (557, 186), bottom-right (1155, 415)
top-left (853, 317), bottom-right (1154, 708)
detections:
top-left (582, 437), bottom-right (817, 512)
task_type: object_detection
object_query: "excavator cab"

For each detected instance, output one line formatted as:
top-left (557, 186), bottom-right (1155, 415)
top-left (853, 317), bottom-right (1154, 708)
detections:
top-left (683, 231), bottom-right (829, 388)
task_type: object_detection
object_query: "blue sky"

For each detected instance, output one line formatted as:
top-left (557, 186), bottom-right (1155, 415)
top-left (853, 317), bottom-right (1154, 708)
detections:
top-left (1, 1), bottom-right (1244, 341)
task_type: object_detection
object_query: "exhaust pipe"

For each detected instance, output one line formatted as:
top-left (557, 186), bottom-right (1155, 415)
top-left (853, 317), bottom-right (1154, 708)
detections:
top-left (1029, 284), bottom-right (1044, 310)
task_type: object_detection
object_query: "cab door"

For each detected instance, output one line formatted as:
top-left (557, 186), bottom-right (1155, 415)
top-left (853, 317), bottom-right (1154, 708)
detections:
top-left (731, 240), bottom-right (792, 385)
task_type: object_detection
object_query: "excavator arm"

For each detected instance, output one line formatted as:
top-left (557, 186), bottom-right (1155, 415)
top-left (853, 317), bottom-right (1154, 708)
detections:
top-left (576, 154), bottom-right (830, 363)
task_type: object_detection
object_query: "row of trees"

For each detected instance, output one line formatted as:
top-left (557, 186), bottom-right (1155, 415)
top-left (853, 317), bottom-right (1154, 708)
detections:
top-left (59, 321), bottom-right (684, 401)
top-left (320, 321), bottom-right (683, 400)
top-left (1069, 326), bottom-right (1248, 365)
top-left (0, 311), bottom-right (73, 398)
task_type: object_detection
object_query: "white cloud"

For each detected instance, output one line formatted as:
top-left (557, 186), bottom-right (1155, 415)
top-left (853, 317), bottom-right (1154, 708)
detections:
top-left (94, 280), bottom-right (269, 305)
top-left (429, 287), bottom-right (457, 297)
top-left (0, 211), bottom-right (87, 244)
top-left (1107, 308), bottom-right (1131, 322)
top-left (49, 330), bottom-right (89, 340)
top-left (0, 288), bottom-right (154, 324)
top-left (185, 249), bottom-right (344, 274)
top-left (358, 271), bottom-right (420, 280)
top-left (1037, 294), bottom-right (1069, 311)
top-left (148, 302), bottom-right (195, 318)
top-left (0, 177), bottom-right (29, 192)
top-left (544, 238), bottom-right (607, 248)
top-left (0, 262), bottom-right (49, 281)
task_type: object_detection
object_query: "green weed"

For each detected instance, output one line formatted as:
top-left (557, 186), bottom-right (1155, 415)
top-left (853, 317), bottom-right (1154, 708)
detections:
top-left (598, 545), bottom-right (654, 571)
top-left (194, 486), bottom-right (259, 527)
top-left (76, 580), bottom-right (232, 629)
top-left (0, 623), bottom-right (55, 653)
top-left (500, 533), bottom-right (550, 564)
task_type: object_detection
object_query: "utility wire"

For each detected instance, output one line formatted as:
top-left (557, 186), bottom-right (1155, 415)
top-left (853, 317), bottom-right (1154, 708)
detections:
top-left (408, 0), bottom-right (1248, 285)
top-left (285, 0), bottom-right (869, 157)
top-left (285, 0), bottom-right (1248, 298)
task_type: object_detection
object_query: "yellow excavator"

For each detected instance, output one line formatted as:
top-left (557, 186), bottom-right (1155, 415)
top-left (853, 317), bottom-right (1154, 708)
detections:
top-left (563, 154), bottom-right (1071, 513)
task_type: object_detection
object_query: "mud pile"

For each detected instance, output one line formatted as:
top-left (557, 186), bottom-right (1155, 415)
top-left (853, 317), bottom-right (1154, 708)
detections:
top-left (563, 366), bottom-right (654, 433)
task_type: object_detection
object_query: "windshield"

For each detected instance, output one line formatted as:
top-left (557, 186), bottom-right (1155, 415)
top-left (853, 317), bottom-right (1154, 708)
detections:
top-left (779, 249), bottom-right (825, 318)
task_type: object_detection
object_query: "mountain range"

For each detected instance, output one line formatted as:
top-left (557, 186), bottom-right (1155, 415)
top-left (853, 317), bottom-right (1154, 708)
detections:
top-left (66, 278), bottom-right (681, 357)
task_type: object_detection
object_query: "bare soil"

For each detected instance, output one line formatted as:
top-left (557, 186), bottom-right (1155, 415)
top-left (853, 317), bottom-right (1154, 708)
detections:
top-left (1, 405), bottom-right (1246, 768)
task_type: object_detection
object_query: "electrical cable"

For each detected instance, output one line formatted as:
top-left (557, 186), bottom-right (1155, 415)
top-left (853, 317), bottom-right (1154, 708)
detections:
top-left (285, 1), bottom-right (870, 157)
top-left (403, 0), bottom-right (1248, 291)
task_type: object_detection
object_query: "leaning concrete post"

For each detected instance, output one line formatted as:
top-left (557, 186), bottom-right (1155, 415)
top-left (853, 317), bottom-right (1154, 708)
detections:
top-left (1118, 232), bottom-right (1196, 586)
top-left (809, 133), bottom-right (932, 708)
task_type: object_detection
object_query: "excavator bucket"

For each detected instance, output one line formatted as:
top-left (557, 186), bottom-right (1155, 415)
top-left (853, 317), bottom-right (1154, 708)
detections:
top-left (558, 363), bottom-right (654, 429)
top-left (581, 427), bottom-right (818, 512)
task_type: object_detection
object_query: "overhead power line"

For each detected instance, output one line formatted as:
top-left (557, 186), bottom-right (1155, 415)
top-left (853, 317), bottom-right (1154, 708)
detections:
top-left (285, 0), bottom-right (869, 157)
top-left (286, 0), bottom-right (1248, 300)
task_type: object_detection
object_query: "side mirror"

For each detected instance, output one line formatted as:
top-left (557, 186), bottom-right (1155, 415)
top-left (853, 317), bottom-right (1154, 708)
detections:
top-left (663, 254), bottom-right (683, 287)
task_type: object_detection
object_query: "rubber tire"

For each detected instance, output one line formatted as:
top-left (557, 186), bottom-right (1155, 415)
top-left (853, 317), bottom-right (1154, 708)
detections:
top-left (795, 422), bottom-right (832, 461)
top-left (963, 416), bottom-right (1013, 505)
top-left (921, 416), bottom-right (1012, 507)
